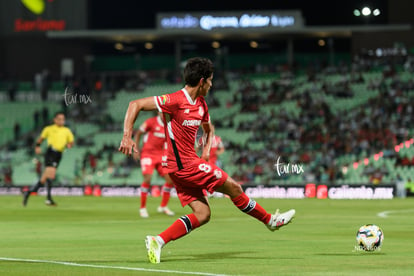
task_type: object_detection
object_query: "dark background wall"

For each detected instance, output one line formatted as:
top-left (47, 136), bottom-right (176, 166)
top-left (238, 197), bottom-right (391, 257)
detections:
top-left (0, 0), bottom-right (412, 80)
top-left (1, 36), bottom-right (90, 81)
top-left (351, 0), bottom-right (414, 56)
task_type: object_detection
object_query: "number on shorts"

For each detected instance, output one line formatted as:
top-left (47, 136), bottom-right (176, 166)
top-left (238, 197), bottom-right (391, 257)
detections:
top-left (141, 157), bottom-right (152, 170)
top-left (198, 163), bottom-right (212, 173)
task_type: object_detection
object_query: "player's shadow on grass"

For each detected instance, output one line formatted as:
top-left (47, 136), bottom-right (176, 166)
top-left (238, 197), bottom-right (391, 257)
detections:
top-left (166, 251), bottom-right (302, 262)
top-left (315, 252), bottom-right (386, 256)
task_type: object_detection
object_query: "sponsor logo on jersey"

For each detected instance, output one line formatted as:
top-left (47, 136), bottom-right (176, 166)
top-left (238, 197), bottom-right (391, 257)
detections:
top-left (153, 132), bottom-right (165, 138)
top-left (159, 95), bottom-right (169, 105)
top-left (182, 120), bottom-right (201, 126)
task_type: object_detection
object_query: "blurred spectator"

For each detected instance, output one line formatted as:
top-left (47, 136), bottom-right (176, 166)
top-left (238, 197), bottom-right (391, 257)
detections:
top-left (3, 165), bottom-right (13, 186)
top-left (14, 122), bottom-right (21, 140)
top-left (8, 79), bottom-right (17, 102)
top-left (61, 98), bottom-right (68, 116)
top-left (74, 159), bottom-right (82, 185)
top-left (82, 153), bottom-right (88, 175)
top-left (318, 166), bottom-right (331, 184)
top-left (33, 110), bottom-right (40, 130)
top-left (42, 107), bottom-right (49, 126)
top-left (40, 69), bottom-right (51, 101)
top-left (300, 151), bottom-right (311, 164)
top-left (405, 178), bottom-right (414, 196)
top-left (395, 173), bottom-right (406, 198)
top-left (369, 168), bottom-right (383, 185)
top-left (94, 78), bottom-right (103, 94)
top-left (396, 154), bottom-right (411, 166)
top-left (89, 153), bottom-right (97, 173)
top-left (107, 152), bottom-right (114, 173)
top-left (253, 163), bottom-right (264, 176)
top-left (25, 135), bottom-right (34, 153)
top-left (34, 72), bottom-right (42, 92)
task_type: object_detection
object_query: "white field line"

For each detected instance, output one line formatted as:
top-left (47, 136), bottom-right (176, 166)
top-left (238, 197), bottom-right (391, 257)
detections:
top-left (0, 257), bottom-right (231, 276)
top-left (377, 208), bottom-right (414, 218)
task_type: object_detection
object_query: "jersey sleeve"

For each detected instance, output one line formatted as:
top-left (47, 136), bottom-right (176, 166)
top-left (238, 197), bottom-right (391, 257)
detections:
top-left (154, 93), bottom-right (179, 114)
top-left (40, 126), bottom-right (49, 139)
top-left (67, 128), bottom-right (75, 143)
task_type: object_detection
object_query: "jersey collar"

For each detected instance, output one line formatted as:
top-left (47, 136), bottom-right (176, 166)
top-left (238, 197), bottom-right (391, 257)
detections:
top-left (182, 88), bottom-right (197, 105)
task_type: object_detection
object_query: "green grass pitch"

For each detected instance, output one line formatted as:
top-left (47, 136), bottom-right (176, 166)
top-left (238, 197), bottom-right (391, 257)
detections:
top-left (1, 195), bottom-right (414, 275)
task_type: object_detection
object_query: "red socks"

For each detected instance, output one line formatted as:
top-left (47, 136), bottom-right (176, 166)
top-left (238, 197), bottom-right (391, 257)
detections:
top-left (140, 182), bottom-right (150, 208)
top-left (159, 213), bottom-right (200, 244)
top-left (157, 193), bottom-right (270, 246)
top-left (160, 182), bottom-right (173, 207)
top-left (231, 193), bottom-right (271, 224)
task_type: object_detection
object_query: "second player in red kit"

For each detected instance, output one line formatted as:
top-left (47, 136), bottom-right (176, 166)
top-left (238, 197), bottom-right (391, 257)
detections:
top-left (134, 113), bottom-right (175, 218)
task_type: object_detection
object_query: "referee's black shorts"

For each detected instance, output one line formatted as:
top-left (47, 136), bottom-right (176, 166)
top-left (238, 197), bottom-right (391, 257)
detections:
top-left (44, 147), bottom-right (62, 168)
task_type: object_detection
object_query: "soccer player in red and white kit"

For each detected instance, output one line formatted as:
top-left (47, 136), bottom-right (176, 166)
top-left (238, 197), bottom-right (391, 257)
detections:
top-left (119, 57), bottom-right (295, 264)
top-left (133, 112), bottom-right (175, 218)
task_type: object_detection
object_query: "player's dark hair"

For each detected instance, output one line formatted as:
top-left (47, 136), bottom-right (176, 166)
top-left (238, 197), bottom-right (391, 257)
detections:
top-left (54, 111), bottom-right (65, 118)
top-left (183, 57), bottom-right (214, 87)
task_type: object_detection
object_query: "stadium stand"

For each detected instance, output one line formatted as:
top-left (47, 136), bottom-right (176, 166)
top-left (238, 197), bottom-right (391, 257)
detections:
top-left (0, 56), bottom-right (413, 189)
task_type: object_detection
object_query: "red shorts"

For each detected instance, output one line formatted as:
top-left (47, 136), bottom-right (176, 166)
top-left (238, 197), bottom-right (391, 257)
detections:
top-left (140, 154), bottom-right (165, 176)
top-left (169, 159), bottom-right (228, 206)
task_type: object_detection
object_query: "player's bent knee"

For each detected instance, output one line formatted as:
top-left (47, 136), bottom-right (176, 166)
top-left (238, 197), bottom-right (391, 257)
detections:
top-left (198, 213), bottom-right (211, 225)
top-left (217, 177), bottom-right (243, 198)
top-left (194, 211), bottom-right (211, 225)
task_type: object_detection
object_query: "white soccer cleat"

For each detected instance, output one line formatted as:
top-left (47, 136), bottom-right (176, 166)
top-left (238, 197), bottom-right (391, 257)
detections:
top-left (157, 206), bottom-right (175, 216)
top-left (267, 209), bottom-right (295, 231)
top-left (145, 235), bottom-right (162, 264)
top-left (140, 208), bottom-right (149, 218)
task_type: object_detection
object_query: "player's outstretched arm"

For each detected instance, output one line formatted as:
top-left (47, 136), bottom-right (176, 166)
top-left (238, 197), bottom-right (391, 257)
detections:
top-left (132, 129), bottom-right (144, 160)
top-left (119, 97), bottom-right (157, 156)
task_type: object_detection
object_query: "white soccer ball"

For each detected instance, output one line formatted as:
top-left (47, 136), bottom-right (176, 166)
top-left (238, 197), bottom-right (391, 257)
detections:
top-left (356, 224), bottom-right (384, 251)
